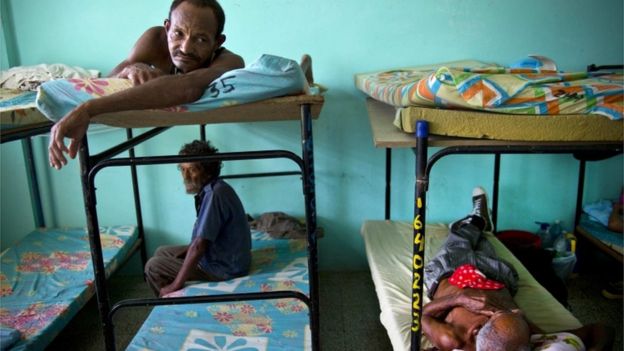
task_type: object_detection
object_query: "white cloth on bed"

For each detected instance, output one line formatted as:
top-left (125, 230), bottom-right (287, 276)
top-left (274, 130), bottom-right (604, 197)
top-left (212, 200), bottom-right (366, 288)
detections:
top-left (583, 199), bottom-right (613, 227)
top-left (0, 64), bottom-right (99, 91)
top-left (530, 332), bottom-right (585, 351)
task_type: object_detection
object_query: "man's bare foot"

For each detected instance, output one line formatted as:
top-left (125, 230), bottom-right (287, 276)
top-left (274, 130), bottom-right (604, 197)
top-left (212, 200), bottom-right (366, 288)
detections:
top-left (300, 54), bottom-right (314, 85)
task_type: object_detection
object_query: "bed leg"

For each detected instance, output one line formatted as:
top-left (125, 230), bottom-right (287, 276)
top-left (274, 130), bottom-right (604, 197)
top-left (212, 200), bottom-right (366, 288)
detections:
top-left (126, 129), bottom-right (148, 268)
top-left (301, 103), bottom-right (320, 351)
top-left (411, 120), bottom-right (429, 351)
top-left (79, 136), bottom-right (116, 351)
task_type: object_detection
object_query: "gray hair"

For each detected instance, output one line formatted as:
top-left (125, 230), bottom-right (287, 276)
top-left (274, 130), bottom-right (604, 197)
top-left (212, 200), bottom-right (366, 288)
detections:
top-left (476, 318), bottom-right (530, 351)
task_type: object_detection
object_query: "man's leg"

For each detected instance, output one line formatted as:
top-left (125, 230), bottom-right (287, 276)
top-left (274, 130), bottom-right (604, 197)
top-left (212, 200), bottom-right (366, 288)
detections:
top-left (145, 245), bottom-right (223, 296)
top-left (424, 187), bottom-right (492, 295)
top-left (153, 245), bottom-right (188, 259)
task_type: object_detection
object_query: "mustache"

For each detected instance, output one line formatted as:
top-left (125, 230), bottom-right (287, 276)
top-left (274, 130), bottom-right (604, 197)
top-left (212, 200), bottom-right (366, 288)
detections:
top-left (174, 50), bottom-right (200, 61)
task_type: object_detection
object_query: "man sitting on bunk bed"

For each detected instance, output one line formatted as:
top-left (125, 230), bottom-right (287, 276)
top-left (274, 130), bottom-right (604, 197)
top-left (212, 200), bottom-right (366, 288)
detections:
top-left (422, 187), bottom-right (614, 351)
top-left (48, 0), bottom-right (244, 170)
top-left (145, 140), bottom-right (251, 297)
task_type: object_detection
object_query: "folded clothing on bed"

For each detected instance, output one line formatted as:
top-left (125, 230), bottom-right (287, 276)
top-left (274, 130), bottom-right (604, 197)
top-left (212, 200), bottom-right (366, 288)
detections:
top-left (0, 63), bottom-right (99, 92)
top-left (36, 54), bottom-right (309, 122)
top-left (355, 59), bottom-right (623, 120)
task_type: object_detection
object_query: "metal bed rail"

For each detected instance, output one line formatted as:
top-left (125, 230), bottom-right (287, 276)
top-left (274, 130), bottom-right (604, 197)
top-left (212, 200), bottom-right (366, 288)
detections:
top-left (408, 120), bottom-right (623, 351)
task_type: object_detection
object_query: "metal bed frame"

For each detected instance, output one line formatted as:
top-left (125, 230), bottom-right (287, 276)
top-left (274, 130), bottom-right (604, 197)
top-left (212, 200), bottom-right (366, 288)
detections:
top-left (367, 98), bottom-right (623, 350)
top-left (382, 122), bottom-right (622, 350)
top-left (77, 103), bottom-right (320, 351)
top-left (1, 124), bottom-right (54, 227)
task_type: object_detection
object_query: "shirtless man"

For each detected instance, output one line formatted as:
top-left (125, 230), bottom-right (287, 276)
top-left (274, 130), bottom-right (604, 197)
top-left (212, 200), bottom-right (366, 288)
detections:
top-left (48, 0), bottom-right (244, 170)
top-left (422, 187), bottom-right (614, 351)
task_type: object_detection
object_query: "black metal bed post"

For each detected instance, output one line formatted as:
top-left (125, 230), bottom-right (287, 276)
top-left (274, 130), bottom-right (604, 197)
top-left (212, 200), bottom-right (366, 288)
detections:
top-left (21, 138), bottom-right (45, 227)
top-left (78, 136), bottom-right (116, 351)
top-left (126, 129), bottom-right (147, 267)
top-left (300, 103), bottom-right (319, 351)
top-left (411, 120), bottom-right (428, 351)
top-left (199, 124), bottom-right (206, 141)
top-left (574, 159), bottom-right (586, 228)
top-left (385, 148), bottom-right (392, 220)
top-left (492, 153), bottom-right (501, 233)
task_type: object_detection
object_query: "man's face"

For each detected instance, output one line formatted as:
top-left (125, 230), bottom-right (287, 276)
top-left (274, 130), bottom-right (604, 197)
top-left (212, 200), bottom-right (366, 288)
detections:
top-left (179, 162), bottom-right (209, 194)
top-left (165, 2), bottom-right (225, 73)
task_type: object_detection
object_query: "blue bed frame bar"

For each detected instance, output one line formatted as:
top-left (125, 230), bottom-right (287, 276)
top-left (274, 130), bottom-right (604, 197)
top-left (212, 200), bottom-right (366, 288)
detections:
top-left (406, 120), bottom-right (622, 351)
top-left (77, 103), bottom-right (320, 351)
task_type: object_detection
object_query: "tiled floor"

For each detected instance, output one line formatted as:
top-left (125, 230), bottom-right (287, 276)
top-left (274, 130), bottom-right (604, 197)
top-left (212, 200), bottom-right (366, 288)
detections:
top-left (47, 270), bottom-right (621, 351)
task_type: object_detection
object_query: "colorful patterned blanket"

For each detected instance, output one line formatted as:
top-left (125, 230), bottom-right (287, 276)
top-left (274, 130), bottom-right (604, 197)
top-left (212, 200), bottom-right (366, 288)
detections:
top-left (0, 226), bottom-right (137, 351)
top-left (127, 231), bottom-right (311, 351)
top-left (0, 89), bottom-right (50, 131)
top-left (355, 61), bottom-right (623, 120)
top-left (36, 54), bottom-right (309, 122)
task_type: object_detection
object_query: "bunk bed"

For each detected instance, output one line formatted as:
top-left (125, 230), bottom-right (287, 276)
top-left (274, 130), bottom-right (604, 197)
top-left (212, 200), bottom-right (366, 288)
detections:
top-left (50, 55), bottom-right (322, 351)
top-left (0, 92), bottom-right (145, 350)
top-left (1, 54), bottom-right (324, 350)
top-left (358, 86), bottom-right (622, 351)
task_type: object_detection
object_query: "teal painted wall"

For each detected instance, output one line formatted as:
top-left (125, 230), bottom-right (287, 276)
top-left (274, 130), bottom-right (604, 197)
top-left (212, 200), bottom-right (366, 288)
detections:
top-left (1, 0), bottom-right (622, 272)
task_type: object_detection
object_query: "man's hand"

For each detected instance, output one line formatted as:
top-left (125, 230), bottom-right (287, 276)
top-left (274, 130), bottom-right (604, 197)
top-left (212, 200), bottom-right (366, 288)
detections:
top-left (458, 289), bottom-right (516, 316)
top-left (48, 104), bottom-right (91, 170)
top-left (159, 281), bottom-right (183, 297)
top-left (116, 62), bottom-right (165, 85)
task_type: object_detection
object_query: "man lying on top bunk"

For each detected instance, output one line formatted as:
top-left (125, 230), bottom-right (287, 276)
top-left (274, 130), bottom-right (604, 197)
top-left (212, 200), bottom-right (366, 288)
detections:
top-left (48, 0), bottom-right (244, 170)
top-left (422, 187), bottom-right (614, 351)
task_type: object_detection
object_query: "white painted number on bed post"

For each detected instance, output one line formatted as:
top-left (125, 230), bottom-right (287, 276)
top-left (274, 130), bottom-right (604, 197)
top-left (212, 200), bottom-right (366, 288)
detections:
top-left (412, 197), bottom-right (425, 332)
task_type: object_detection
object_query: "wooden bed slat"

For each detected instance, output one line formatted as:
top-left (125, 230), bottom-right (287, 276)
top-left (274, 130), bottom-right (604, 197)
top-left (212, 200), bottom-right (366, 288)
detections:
top-left (92, 94), bottom-right (324, 128)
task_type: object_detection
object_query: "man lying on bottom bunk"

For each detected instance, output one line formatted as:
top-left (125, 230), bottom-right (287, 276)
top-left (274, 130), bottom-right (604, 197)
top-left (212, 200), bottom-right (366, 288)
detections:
top-left (145, 140), bottom-right (251, 297)
top-left (422, 187), bottom-right (614, 351)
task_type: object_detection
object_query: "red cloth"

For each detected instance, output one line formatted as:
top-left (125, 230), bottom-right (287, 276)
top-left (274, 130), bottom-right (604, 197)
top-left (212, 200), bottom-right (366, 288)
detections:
top-left (448, 264), bottom-right (505, 290)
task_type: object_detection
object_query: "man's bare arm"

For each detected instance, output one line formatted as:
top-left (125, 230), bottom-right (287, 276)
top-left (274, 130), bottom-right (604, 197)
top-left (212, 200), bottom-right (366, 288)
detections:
top-left (108, 26), bottom-right (170, 83)
top-left (422, 313), bottom-right (462, 351)
top-left (566, 324), bottom-right (614, 351)
top-left (159, 236), bottom-right (208, 297)
top-left (48, 46), bottom-right (243, 169)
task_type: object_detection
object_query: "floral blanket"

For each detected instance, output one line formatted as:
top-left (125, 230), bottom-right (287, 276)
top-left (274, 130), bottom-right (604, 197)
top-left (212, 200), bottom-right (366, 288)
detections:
top-left (355, 61), bottom-right (623, 120)
top-left (127, 231), bottom-right (311, 351)
top-left (0, 89), bottom-right (50, 130)
top-left (35, 54), bottom-right (309, 122)
top-left (0, 226), bottom-right (137, 351)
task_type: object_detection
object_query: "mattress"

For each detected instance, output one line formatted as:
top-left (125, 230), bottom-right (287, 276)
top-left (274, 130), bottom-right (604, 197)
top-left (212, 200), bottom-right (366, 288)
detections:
top-left (355, 61), bottom-right (623, 141)
top-left (361, 220), bottom-right (582, 351)
top-left (0, 89), bottom-right (51, 132)
top-left (1, 54), bottom-right (322, 139)
top-left (0, 225), bottom-right (138, 351)
top-left (36, 54), bottom-right (315, 124)
top-left (577, 214), bottom-right (623, 257)
top-left (127, 230), bottom-right (311, 351)
top-left (395, 105), bottom-right (623, 141)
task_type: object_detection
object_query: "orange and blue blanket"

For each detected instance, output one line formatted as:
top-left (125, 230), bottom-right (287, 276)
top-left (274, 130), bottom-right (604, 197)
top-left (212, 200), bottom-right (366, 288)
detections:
top-left (356, 61), bottom-right (623, 120)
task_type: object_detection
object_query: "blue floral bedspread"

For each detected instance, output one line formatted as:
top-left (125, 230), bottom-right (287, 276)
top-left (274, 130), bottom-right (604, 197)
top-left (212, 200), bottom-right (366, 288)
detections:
top-left (0, 225), bottom-right (137, 351)
top-left (127, 231), bottom-right (311, 351)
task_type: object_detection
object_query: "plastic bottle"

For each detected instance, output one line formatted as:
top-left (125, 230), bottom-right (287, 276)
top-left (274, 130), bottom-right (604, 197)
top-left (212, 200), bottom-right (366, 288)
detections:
top-left (550, 220), bottom-right (563, 239)
top-left (535, 222), bottom-right (552, 249)
top-left (553, 232), bottom-right (568, 256)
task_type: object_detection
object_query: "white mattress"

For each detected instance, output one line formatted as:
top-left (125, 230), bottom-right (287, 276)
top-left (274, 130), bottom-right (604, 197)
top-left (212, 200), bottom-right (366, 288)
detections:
top-left (361, 220), bottom-right (582, 351)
